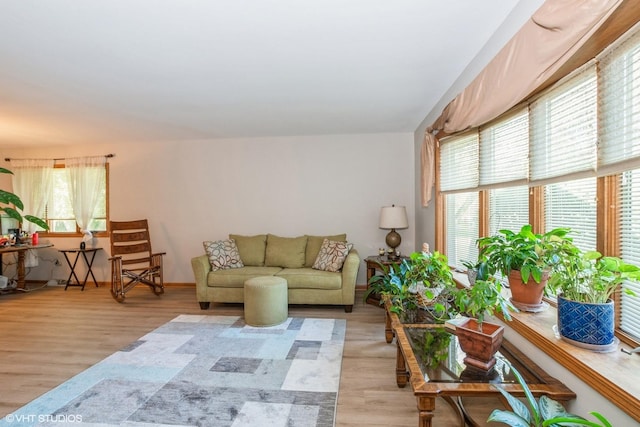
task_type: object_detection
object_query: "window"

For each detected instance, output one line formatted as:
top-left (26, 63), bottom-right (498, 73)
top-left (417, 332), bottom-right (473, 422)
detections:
top-left (436, 23), bottom-right (640, 345)
top-left (488, 186), bottom-right (529, 236)
top-left (44, 165), bottom-right (108, 235)
top-left (445, 192), bottom-right (478, 268)
top-left (544, 178), bottom-right (597, 251)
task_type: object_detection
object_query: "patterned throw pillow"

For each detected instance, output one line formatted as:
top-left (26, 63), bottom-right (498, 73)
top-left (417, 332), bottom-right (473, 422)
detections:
top-left (203, 239), bottom-right (244, 271)
top-left (312, 239), bottom-right (352, 272)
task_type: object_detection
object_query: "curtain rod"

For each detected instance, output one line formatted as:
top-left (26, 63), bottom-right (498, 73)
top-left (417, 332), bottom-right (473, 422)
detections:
top-left (4, 154), bottom-right (115, 162)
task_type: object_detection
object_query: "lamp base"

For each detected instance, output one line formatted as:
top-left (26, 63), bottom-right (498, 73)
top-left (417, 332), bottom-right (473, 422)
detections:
top-left (385, 229), bottom-right (401, 251)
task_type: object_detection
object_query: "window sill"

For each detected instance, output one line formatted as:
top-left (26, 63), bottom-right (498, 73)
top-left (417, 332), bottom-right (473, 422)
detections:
top-left (452, 271), bottom-right (640, 423)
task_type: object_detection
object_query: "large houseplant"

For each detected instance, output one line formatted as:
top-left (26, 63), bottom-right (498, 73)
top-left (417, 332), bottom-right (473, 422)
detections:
top-left (365, 249), bottom-right (457, 323)
top-left (477, 225), bottom-right (574, 312)
top-left (0, 167), bottom-right (49, 231)
top-left (548, 249), bottom-right (640, 348)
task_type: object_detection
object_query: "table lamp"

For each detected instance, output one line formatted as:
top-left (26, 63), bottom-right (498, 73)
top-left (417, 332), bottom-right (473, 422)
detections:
top-left (379, 205), bottom-right (408, 257)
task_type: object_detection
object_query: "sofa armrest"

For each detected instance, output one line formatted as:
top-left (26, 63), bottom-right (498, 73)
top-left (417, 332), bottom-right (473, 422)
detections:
top-left (191, 254), bottom-right (211, 299)
top-left (341, 248), bottom-right (360, 305)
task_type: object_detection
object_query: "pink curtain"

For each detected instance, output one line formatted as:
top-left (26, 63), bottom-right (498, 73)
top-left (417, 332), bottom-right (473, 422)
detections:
top-left (421, 0), bottom-right (623, 207)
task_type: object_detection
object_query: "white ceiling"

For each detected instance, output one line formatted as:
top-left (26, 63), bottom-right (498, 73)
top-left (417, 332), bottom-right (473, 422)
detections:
top-left (0, 0), bottom-right (528, 148)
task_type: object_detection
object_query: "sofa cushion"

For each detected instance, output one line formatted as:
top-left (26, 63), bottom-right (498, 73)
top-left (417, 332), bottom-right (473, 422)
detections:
top-left (304, 234), bottom-right (347, 267)
top-left (265, 234), bottom-right (307, 268)
top-left (276, 268), bottom-right (342, 290)
top-left (229, 234), bottom-right (267, 266)
top-left (203, 239), bottom-right (244, 271)
top-left (207, 266), bottom-right (283, 288)
top-left (312, 238), bottom-right (353, 272)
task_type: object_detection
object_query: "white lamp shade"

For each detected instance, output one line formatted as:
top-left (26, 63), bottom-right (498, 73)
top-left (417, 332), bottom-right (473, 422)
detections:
top-left (379, 205), bottom-right (408, 230)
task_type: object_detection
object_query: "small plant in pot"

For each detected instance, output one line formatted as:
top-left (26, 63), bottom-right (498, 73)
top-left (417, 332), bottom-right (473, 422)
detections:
top-left (548, 248), bottom-right (640, 349)
top-left (477, 225), bottom-right (574, 312)
top-left (0, 167), bottom-right (49, 231)
top-left (449, 272), bottom-right (517, 371)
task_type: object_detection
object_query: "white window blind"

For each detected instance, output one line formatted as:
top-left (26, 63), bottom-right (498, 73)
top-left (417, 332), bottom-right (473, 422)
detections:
top-left (544, 177), bottom-right (597, 252)
top-left (598, 24), bottom-right (640, 175)
top-left (620, 169), bottom-right (640, 340)
top-left (530, 64), bottom-right (598, 185)
top-left (439, 132), bottom-right (478, 192)
top-left (488, 186), bottom-right (529, 237)
top-left (480, 109), bottom-right (529, 188)
top-left (445, 192), bottom-right (479, 269)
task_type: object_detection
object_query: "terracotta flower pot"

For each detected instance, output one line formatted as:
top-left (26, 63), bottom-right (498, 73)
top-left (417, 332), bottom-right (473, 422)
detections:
top-left (456, 318), bottom-right (504, 371)
top-left (508, 269), bottom-right (549, 312)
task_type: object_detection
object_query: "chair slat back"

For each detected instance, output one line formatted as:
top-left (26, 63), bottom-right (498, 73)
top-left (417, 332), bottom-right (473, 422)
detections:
top-left (109, 219), bottom-right (154, 267)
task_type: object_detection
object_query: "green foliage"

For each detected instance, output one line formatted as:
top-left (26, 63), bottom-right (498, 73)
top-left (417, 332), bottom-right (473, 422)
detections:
top-left (477, 225), bottom-right (574, 284)
top-left (0, 168), bottom-right (49, 231)
top-left (488, 361), bottom-right (613, 427)
top-left (548, 249), bottom-right (640, 304)
top-left (450, 277), bottom-right (516, 327)
top-left (364, 250), bottom-right (456, 319)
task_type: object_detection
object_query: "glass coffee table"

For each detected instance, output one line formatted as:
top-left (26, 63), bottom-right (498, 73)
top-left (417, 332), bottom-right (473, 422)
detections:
top-left (383, 299), bottom-right (575, 426)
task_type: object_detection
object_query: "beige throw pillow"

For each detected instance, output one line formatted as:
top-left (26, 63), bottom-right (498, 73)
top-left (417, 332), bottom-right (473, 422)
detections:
top-left (264, 234), bottom-right (307, 268)
top-left (203, 239), bottom-right (244, 271)
top-left (305, 234), bottom-right (347, 267)
top-left (312, 238), bottom-right (352, 272)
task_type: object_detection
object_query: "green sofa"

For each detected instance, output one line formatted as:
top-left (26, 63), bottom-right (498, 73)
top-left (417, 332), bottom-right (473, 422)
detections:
top-left (191, 233), bottom-right (360, 312)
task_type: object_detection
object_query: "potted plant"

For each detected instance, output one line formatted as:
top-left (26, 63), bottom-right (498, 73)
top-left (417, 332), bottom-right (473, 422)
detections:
top-left (364, 249), bottom-right (457, 323)
top-left (0, 167), bottom-right (49, 231)
top-left (489, 360), bottom-right (613, 427)
top-left (477, 225), bottom-right (573, 312)
top-left (548, 249), bottom-right (640, 349)
top-left (449, 276), bottom-right (516, 370)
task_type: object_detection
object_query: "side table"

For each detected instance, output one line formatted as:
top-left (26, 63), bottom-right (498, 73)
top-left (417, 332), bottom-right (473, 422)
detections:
top-left (364, 255), bottom-right (409, 306)
top-left (59, 248), bottom-right (103, 291)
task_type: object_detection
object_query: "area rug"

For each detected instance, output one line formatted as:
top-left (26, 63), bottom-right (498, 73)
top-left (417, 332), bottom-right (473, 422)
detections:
top-left (2, 315), bottom-right (346, 427)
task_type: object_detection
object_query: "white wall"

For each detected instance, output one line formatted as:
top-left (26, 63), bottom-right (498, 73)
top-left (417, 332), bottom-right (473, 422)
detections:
top-left (1, 132), bottom-right (414, 285)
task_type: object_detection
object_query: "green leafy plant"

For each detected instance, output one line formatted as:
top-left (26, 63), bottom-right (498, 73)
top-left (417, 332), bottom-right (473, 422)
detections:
top-left (364, 250), bottom-right (456, 321)
top-left (0, 167), bottom-right (49, 230)
top-left (477, 225), bottom-right (573, 284)
top-left (450, 277), bottom-right (516, 329)
top-left (462, 258), bottom-right (490, 284)
top-left (488, 361), bottom-right (613, 427)
top-left (548, 249), bottom-right (640, 304)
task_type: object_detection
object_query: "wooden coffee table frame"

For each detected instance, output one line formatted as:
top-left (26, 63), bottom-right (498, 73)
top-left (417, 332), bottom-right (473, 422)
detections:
top-left (384, 298), bottom-right (575, 427)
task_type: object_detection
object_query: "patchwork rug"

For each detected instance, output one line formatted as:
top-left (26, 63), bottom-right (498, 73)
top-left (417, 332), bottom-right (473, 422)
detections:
top-left (2, 315), bottom-right (346, 427)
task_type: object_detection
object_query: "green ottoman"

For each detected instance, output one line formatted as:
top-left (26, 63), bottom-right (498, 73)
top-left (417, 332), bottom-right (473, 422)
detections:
top-left (244, 276), bottom-right (288, 327)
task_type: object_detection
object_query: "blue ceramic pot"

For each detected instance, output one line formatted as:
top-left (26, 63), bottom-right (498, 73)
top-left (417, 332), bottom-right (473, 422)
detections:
top-left (557, 295), bottom-right (615, 346)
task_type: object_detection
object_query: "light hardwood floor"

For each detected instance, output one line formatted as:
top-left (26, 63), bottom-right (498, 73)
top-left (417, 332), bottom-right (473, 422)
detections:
top-left (0, 283), bottom-right (500, 426)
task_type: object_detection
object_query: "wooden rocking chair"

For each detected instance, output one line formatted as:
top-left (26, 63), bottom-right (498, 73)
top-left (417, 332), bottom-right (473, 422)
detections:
top-left (109, 219), bottom-right (165, 302)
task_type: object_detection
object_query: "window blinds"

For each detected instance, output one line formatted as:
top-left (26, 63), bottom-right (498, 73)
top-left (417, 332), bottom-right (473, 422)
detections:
top-left (439, 132), bottom-right (478, 192)
top-left (480, 109), bottom-right (529, 188)
top-left (620, 169), bottom-right (640, 339)
top-left (529, 64), bottom-right (598, 185)
top-left (598, 23), bottom-right (640, 176)
top-left (544, 177), bottom-right (597, 252)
